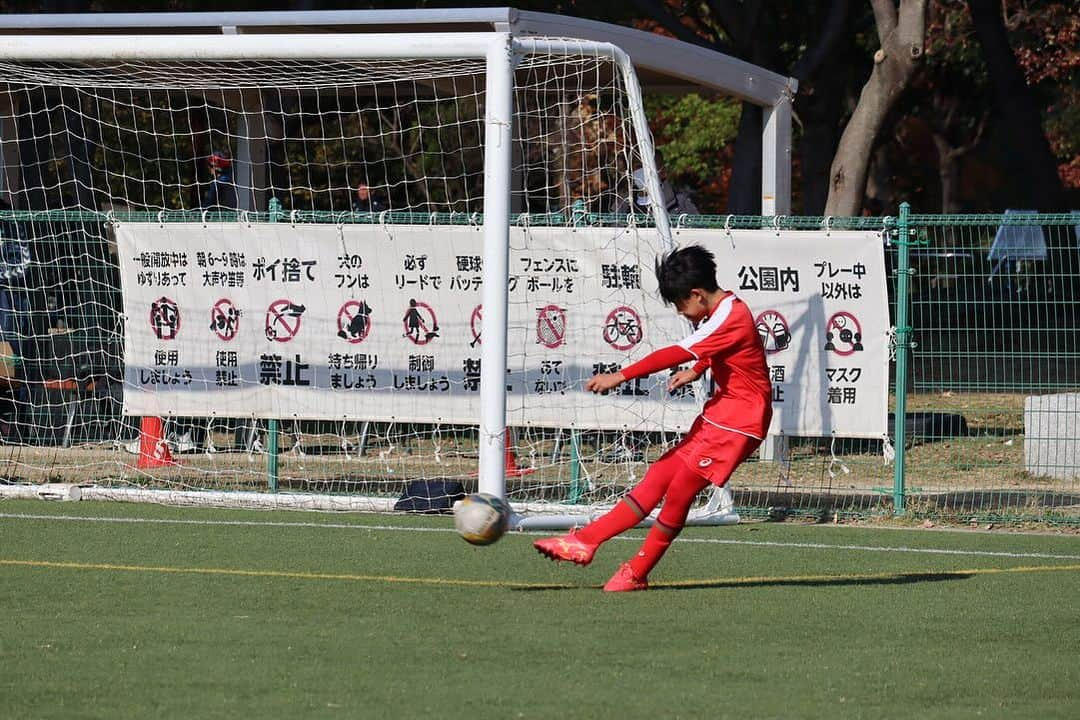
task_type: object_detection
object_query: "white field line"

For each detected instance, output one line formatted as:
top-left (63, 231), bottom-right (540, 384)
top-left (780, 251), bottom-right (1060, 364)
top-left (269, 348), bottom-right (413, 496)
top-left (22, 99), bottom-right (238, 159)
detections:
top-left (2, 511), bottom-right (1079, 562)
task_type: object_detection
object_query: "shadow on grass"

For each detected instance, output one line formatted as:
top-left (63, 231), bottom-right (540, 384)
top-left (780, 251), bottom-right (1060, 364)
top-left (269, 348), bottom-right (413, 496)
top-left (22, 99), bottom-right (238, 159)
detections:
top-left (652, 570), bottom-right (973, 591)
top-left (513, 570), bottom-right (973, 592)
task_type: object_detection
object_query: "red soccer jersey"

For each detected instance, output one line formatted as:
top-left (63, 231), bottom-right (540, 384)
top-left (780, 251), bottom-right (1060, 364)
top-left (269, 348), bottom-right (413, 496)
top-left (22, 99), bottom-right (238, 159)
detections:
top-left (677, 292), bottom-right (772, 439)
top-left (618, 292), bottom-right (773, 439)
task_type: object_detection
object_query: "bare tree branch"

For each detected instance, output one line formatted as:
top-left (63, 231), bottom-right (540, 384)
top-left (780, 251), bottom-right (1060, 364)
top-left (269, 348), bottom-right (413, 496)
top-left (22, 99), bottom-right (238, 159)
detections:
top-left (870, 0), bottom-right (899, 46)
top-left (956, 111), bottom-right (988, 157)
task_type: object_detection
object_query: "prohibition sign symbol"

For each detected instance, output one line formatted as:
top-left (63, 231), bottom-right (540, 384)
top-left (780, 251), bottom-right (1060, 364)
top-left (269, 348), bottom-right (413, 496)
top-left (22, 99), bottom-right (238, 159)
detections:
top-left (337, 299), bottom-right (372, 344)
top-left (265, 299), bottom-right (306, 342)
top-left (469, 304), bottom-right (483, 348)
top-left (403, 299), bottom-right (439, 345)
top-left (602, 305), bottom-right (643, 351)
top-left (824, 311), bottom-right (863, 357)
top-left (536, 304), bottom-right (566, 349)
top-left (150, 296), bottom-right (180, 340)
top-left (210, 298), bottom-right (241, 342)
top-left (755, 309), bottom-right (791, 355)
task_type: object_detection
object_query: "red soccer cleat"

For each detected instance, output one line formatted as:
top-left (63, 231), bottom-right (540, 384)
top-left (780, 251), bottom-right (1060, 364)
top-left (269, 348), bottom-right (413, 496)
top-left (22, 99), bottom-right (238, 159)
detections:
top-left (532, 531), bottom-right (598, 566)
top-left (603, 563), bottom-right (649, 592)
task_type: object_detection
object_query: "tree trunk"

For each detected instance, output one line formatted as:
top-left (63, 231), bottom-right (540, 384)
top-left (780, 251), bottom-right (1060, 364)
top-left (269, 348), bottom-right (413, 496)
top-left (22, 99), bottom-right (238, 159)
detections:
top-left (726, 103), bottom-right (763, 214)
top-left (825, 0), bottom-right (928, 216)
top-left (799, 112), bottom-right (836, 215)
top-left (931, 134), bottom-right (963, 213)
top-left (967, 1), bottom-right (1073, 301)
top-left (797, 56), bottom-right (853, 215)
top-left (16, 90), bottom-right (52, 211)
top-left (864, 144), bottom-right (893, 213)
top-left (62, 88), bottom-right (97, 212)
top-left (714, 1), bottom-right (768, 214)
top-left (790, 0), bottom-right (856, 214)
top-left (967, 0), bottom-right (1065, 211)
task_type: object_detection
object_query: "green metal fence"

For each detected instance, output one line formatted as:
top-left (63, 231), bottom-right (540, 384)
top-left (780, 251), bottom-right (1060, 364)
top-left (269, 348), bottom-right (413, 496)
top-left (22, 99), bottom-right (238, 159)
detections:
top-left (0, 208), bottom-right (1076, 523)
top-left (712, 208), bottom-right (1079, 524)
top-left (895, 208), bottom-right (1080, 523)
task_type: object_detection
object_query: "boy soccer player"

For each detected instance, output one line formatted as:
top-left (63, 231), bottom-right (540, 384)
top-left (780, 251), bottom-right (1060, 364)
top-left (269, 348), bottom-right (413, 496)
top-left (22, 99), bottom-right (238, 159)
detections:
top-left (534, 244), bottom-right (772, 591)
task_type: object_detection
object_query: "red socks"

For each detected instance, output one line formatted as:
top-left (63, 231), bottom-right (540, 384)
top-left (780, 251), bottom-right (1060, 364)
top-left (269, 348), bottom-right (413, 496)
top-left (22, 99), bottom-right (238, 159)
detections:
top-left (629, 520), bottom-right (681, 580)
top-left (574, 452), bottom-right (709, 581)
top-left (575, 496), bottom-right (646, 546)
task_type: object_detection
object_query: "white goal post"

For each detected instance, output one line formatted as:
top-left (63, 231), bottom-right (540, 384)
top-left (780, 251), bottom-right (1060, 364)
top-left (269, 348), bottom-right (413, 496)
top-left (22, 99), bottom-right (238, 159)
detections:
top-left (0, 30), bottom-right (751, 527)
top-left (477, 34), bottom-right (673, 505)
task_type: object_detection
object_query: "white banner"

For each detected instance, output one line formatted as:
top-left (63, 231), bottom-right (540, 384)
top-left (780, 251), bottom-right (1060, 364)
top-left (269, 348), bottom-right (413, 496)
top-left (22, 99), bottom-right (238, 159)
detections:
top-left (117, 223), bottom-right (888, 437)
top-left (676, 228), bottom-right (890, 438)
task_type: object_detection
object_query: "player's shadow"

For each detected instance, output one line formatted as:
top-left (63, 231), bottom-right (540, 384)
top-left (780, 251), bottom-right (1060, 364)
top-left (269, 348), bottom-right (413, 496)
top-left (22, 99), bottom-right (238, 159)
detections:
top-left (513, 570), bottom-right (971, 592)
top-left (641, 570), bottom-right (972, 592)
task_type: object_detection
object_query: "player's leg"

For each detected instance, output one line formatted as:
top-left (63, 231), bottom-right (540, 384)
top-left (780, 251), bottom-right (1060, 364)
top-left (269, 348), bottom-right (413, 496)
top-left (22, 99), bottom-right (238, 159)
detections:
top-left (605, 431), bottom-right (762, 591)
top-left (532, 449), bottom-right (683, 565)
top-left (576, 449), bottom-right (685, 543)
top-left (604, 464), bottom-right (708, 591)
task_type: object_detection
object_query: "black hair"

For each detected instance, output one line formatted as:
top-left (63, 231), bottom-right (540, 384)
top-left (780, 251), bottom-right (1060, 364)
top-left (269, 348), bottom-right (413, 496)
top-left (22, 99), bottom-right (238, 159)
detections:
top-left (654, 244), bottom-right (719, 305)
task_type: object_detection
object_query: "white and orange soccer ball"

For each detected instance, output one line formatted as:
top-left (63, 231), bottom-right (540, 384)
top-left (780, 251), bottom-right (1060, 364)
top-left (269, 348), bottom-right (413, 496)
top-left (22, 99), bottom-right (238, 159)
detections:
top-left (454, 493), bottom-right (511, 546)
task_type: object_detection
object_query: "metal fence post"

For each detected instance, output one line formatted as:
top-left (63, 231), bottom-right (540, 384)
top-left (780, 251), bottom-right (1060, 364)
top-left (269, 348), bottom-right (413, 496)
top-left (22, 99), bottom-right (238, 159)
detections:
top-left (892, 203), bottom-right (913, 514)
top-left (568, 429), bottom-right (583, 504)
top-left (267, 418), bottom-right (279, 492)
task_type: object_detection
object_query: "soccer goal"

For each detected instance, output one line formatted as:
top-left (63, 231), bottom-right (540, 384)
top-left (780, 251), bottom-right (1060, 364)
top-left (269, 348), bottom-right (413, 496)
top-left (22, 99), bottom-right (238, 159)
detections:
top-left (0, 31), bottom-right (746, 525)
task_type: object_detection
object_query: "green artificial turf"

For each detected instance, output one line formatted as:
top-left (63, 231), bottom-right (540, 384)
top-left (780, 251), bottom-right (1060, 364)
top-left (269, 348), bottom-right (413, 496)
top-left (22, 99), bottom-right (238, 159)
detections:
top-left (1, 499), bottom-right (1078, 719)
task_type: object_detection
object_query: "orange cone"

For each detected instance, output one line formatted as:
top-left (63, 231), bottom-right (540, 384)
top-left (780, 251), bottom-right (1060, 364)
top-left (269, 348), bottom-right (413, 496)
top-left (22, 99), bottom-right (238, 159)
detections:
top-left (470, 428), bottom-right (535, 478)
top-left (504, 428), bottom-right (535, 478)
top-left (136, 416), bottom-right (178, 468)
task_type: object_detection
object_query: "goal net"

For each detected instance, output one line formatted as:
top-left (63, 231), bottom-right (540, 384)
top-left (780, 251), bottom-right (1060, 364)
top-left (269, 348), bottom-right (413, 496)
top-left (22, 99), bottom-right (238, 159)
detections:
top-left (0, 33), bottom-right (739, 522)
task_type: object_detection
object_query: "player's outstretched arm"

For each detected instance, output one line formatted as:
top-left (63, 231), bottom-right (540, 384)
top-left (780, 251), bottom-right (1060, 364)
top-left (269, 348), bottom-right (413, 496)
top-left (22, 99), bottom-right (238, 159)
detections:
top-left (587, 345), bottom-right (696, 395)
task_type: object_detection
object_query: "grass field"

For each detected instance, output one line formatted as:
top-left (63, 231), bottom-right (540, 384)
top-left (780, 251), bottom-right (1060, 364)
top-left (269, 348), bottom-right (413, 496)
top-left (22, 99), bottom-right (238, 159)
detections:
top-left (2, 499), bottom-right (1078, 719)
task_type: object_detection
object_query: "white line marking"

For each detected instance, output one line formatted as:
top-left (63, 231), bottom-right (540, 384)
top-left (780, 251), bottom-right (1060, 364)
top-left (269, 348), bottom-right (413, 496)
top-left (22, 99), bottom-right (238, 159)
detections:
top-left (0, 512), bottom-right (455, 533)
top-left (3, 512), bottom-right (1079, 561)
top-left (674, 536), bottom-right (1080, 561)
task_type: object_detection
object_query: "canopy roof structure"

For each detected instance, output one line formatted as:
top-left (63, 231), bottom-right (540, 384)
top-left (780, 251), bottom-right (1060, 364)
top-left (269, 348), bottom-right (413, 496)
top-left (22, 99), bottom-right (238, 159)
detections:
top-left (0, 7), bottom-right (796, 213)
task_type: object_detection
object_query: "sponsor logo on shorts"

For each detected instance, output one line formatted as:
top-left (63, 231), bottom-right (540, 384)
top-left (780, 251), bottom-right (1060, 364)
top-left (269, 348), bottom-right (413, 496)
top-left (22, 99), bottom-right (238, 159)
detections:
top-left (698, 458), bottom-right (713, 468)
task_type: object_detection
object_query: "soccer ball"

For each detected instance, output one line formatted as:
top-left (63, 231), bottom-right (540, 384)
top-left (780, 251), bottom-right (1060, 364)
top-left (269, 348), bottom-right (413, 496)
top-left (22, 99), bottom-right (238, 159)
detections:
top-left (454, 493), bottom-right (511, 546)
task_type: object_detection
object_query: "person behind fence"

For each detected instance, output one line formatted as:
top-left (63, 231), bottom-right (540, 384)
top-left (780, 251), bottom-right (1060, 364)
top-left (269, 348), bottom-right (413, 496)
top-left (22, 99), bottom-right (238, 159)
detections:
top-left (0, 197), bottom-right (29, 361)
top-left (618, 166), bottom-right (699, 218)
top-left (202, 151), bottom-right (238, 211)
top-left (533, 244), bottom-right (771, 592)
top-left (352, 182), bottom-right (386, 214)
top-left (0, 197), bottom-right (30, 437)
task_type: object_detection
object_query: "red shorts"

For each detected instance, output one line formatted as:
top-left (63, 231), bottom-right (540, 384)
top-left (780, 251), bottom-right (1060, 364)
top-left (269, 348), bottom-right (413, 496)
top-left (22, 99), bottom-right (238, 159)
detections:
top-left (672, 417), bottom-right (763, 487)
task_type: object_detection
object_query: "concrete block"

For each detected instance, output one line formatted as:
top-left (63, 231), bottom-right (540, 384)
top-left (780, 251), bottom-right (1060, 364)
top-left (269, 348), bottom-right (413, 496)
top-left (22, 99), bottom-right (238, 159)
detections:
top-left (1024, 393), bottom-right (1080, 480)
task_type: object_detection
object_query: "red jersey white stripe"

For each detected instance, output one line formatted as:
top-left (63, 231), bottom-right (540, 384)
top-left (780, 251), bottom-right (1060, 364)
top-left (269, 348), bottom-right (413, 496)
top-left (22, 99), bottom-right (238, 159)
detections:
top-left (677, 292), bottom-right (772, 439)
